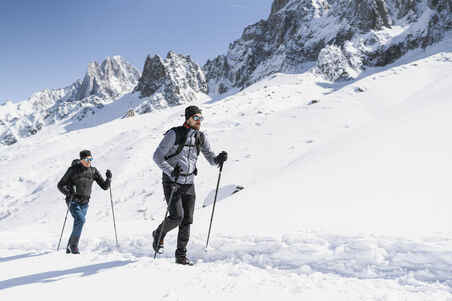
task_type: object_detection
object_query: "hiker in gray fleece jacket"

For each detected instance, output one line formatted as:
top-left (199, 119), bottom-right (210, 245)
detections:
top-left (152, 105), bottom-right (228, 265)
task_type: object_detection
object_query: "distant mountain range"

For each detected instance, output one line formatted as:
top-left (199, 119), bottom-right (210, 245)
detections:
top-left (0, 56), bottom-right (140, 145)
top-left (1, 0), bottom-right (451, 146)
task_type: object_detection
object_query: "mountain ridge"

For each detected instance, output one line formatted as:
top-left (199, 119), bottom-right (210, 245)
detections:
top-left (203, 0), bottom-right (452, 93)
top-left (0, 56), bottom-right (140, 145)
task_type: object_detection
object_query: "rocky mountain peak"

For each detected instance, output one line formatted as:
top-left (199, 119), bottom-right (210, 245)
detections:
top-left (204, 0), bottom-right (452, 93)
top-left (133, 51), bottom-right (207, 113)
top-left (0, 56), bottom-right (140, 146)
top-left (76, 56), bottom-right (140, 101)
top-left (270, 0), bottom-right (291, 15)
top-left (134, 55), bottom-right (166, 98)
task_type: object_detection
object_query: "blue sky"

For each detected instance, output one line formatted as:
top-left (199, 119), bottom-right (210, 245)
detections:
top-left (0, 0), bottom-right (272, 102)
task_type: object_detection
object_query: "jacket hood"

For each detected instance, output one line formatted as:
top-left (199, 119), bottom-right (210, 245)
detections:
top-left (71, 159), bottom-right (82, 167)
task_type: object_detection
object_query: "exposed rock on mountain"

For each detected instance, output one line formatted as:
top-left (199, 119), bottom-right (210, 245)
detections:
top-left (76, 56), bottom-right (140, 100)
top-left (0, 56), bottom-right (140, 146)
top-left (204, 0), bottom-right (452, 93)
top-left (133, 51), bottom-right (208, 114)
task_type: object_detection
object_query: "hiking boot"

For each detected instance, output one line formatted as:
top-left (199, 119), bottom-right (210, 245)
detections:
top-left (175, 257), bottom-right (194, 266)
top-left (152, 230), bottom-right (164, 254)
top-left (66, 244), bottom-right (80, 254)
top-left (70, 245), bottom-right (80, 254)
top-left (66, 236), bottom-right (80, 254)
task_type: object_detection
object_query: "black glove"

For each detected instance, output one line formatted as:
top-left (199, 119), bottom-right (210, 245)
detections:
top-left (171, 165), bottom-right (182, 178)
top-left (106, 169), bottom-right (112, 179)
top-left (214, 151), bottom-right (228, 166)
top-left (65, 193), bottom-right (74, 207)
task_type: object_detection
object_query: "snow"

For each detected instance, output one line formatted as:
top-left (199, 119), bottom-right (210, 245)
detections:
top-left (1, 38), bottom-right (452, 299)
top-left (0, 56), bottom-right (139, 146)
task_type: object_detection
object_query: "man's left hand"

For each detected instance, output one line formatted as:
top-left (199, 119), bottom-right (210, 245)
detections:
top-left (215, 151), bottom-right (228, 166)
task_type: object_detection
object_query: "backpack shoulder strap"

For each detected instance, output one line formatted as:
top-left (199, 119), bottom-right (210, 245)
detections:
top-left (164, 126), bottom-right (189, 160)
top-left (195, 131), bottom-right (205, 156)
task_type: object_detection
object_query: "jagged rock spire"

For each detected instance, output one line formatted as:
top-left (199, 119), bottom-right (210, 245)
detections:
top-left (0, 56), bottom-right (140, 146)
top-left (134, 51), bottom-right (207, 107)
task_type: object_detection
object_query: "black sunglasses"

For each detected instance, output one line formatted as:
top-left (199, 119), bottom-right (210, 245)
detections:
top-left (192, 115), bottom-right (204, 121)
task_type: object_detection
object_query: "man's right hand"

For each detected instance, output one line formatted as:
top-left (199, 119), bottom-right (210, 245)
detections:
top-left (171, 165), bottom-right (182, 178)
top-left (65, 194), bottom-right (73, 207)
top-left (65, 192), bottom-right (74, 206)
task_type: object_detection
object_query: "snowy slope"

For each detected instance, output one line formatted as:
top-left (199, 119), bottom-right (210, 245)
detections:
top-left (0, 56), bottom-right (140, 146)
top-left (1, 38), bottom-right (452, 299)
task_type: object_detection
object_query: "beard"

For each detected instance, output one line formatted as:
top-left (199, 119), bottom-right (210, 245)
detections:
top-left (189, 121), bottom-right (201, 130)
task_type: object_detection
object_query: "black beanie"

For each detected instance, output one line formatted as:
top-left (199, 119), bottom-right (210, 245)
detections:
top-left (185, 105), bottom-right (202, 120)
top-left (79, 150), bottom-right (92, 159)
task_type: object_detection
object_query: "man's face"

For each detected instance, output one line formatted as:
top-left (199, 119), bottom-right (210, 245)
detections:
top-left (81, 156), bottom-right (93, 167)
top-left (188, 113), bottom-right (203, 130)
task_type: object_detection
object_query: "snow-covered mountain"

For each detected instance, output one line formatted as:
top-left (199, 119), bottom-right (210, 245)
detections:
top-left (204, 0), bottom-right (452, 93)
top-left (0, 56), bottom-right (140, 146)
top-left (76, 56), bottom-right (140, 101)
top-left (1, 1), bottom-right (452, 298)
top-left (3, 0), bottom-right (450, 146)
top-left (1, 35), bottom-right (452, 299)
top-left (133, 51), bottom-right (208, 114)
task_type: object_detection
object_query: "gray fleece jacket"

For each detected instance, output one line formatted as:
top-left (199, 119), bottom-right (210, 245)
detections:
top-left (153, 126), bottom-right (217, 184)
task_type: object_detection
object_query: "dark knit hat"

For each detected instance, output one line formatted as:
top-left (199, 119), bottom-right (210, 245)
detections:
top-left (79, 150), bottom-right (92, 159)
top-left (185, 105), bottom-right (202, 120)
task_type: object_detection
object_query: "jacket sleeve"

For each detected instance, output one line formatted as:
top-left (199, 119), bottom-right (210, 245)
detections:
top-left (93, 168), bottom-right (111, 190)
top-left (153, 130), bottom-right (177, 177)
top-left (200, 132), bottom-right (217, 166)
top-left (57, 168), bottom-right (74, 196)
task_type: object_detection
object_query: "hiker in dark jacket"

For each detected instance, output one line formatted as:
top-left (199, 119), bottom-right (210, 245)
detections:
top-left (152, 105), bottom-right (228, 265)
top-left (57, 150), bottom-right (112, 254)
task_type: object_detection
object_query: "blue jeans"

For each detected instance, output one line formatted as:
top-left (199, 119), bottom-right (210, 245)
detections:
top-left (69, 202), bottom-right (89, 240)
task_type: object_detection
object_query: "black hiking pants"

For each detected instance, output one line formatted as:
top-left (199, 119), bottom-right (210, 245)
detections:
top-left (155, 181), bottom-right (196, 258)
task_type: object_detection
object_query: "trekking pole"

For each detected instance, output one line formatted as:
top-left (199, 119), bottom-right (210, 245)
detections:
top-left (110, 186), bottom-right (119, 248)
top-left (205, 162), bottom-right (224, 249)
top-left (154, 175), bottom-right (180, 259)
top-left (57, 206), bottom-right (70, 251)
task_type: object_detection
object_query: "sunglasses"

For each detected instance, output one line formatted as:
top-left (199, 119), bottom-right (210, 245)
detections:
top-left (192, 115), bottom-right (204, 121)
top-left (84, 158), bottom-right (94, 162)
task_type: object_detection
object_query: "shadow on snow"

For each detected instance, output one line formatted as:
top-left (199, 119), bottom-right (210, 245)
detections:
top-left (0, 252), bottom-right (51, 263)
top-left (0, 260), bottom-right (135, 290)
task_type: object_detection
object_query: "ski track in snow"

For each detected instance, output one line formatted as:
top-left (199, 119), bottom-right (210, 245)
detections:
top-left (118, 232), bottom-right (452, 288)
top-left (1, 231), bottom-right (451, 299)
top-left (1, 229), bottom-right (452, 290)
